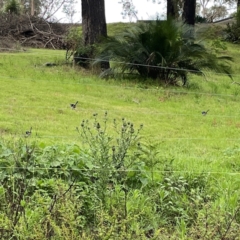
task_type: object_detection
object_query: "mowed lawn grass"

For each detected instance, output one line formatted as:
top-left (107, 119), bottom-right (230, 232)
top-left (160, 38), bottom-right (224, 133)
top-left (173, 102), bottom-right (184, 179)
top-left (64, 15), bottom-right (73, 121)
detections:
top-left (1, 46), bottom-right (240, 180)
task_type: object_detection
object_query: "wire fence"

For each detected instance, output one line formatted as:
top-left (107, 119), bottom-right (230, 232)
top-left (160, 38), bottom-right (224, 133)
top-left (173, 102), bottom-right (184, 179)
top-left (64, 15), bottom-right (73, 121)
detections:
top-left (73, 55), bottom-right (239, 78)
top-left (1, 47), bottom-right (240, 168)
top-left (0, 166), bottom-right (239, 175)
top-left (0, 72), bottom-right (239, 94)
top-left (0, 46), bottom-right (240, 77)
top-left (0, 102), bottom-right (240, 119)
top-left (4, 134), bottom-right (240, 141)
top-left (1, 35), bottom-right (240, 239)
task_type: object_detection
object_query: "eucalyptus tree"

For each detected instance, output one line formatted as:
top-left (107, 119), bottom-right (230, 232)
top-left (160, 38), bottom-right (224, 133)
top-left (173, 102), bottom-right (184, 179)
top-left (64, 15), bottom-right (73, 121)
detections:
top-left (1, 0), bottom-right (77, 20)
top-left (167, 0), bottom-right (179, 19)
top-left (237, 0), bottom-right (240, 28)
top-left (152, 0), bottom-right (197, 25)
top-left (119, 0), bottom-right (181, 20)
top-left (119, 0), bottom-right (138, 21)
top-left (62, 0), bottom-right (77, 23)
top-left (205, 5), bottom-right (228, 22)
top-left (198, 0), bottom-right (235, 19)
top-left (20, 0), bottom-right (41, 15)
top-left (80, 0), bottom-right (109, 68)
top-left (120, 0), bottom-right (240, 24)
top-left (120, 0), bottom-right (196, 24)
top-left (182, 0), bottom-right (196, 25)
top-left (40, 0), bottom-right (76, 20)
top-left (81, 0), bottom-right (107, 46)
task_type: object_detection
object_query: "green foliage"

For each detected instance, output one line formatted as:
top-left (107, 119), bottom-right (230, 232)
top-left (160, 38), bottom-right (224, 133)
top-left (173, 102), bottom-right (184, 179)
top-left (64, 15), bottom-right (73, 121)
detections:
top-left (224, 9), bottom-right (240, 43)
top-left (211, 38), bottom-right (227, 53)
top-left (4, 0), bottom-right (21, 14)
top-left (153, 172), bottom-right (212, 227)
top-left (188, 203), bottom-right (240, 239)
top-left (1, 46), bottom-right (240, 238)
top-left (96, 19), bottom-right (233, 85)
top-left (0, 140), bottom-right (87, 239)
top-left (1, 114), bottom-right (235, 239)
top-left (64, 26), bottom-right (83, 61)
top-left (224, 23), bottom-right (240, 43)
top-left (197, 24), bottom-right (226, 40)
top-left (73, 44), bottom-right (95, 68)
top-left (195, 15), bottom-right (207, 23)
top-left (64, 26), bottom-right (99, 68)
top-left (78, 112), bottom-right (144, 205)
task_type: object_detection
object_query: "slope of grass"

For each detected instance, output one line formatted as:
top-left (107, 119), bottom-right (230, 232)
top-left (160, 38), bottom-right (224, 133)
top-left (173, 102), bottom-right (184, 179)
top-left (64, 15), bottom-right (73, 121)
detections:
top-left (0, 45), bottom-right (240, 175)
top-left (1, 42), bottom-right (240, 238)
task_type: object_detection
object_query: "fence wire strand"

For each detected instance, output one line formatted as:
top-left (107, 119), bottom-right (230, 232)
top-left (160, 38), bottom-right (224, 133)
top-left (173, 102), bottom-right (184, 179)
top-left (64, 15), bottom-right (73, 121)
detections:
top-left (0, 166), bottom-right (239, 175)
top-left (1, 47), bottom-right (240, 77)
top-left (1, 47), bottom-right (240, 177)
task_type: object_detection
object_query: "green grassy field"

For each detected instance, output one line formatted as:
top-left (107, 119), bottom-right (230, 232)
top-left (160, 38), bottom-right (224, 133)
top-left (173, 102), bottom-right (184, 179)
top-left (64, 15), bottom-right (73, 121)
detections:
top-left (1, 47), bottom-right (240, 172)
top-left (1, 42), bottom-right (240, 238)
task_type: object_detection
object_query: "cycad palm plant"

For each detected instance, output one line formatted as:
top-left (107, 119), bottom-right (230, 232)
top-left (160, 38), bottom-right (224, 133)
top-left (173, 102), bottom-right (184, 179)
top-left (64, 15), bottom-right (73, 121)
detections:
top-left (96, 19), bottom-right (232, 85)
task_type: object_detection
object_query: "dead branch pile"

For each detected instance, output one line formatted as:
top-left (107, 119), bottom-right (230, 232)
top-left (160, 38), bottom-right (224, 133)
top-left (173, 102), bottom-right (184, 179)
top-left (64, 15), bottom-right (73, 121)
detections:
top-left (0, 13), bottom-right (70, 50)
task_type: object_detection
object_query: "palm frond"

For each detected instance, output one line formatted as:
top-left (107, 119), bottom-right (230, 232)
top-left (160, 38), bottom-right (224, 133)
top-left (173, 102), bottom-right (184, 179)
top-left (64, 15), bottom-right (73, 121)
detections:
top-left (95, 18), bottom-right (233, 85)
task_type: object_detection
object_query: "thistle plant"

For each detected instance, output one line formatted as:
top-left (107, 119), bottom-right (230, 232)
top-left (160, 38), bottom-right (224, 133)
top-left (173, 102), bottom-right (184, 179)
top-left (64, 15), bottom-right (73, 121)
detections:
top-left (78, 112), bottom-right (143, 208)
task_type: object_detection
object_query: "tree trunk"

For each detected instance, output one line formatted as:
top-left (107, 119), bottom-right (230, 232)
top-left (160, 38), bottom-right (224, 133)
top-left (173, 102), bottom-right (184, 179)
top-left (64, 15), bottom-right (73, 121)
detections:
top-left (82, 0), bottom-right (107, 45)
top-left (167, 0), bottom-right (177, 20)
top-left (31, 0), bottom-right (34, 16)
top-left (81, 0), bottom-right (109, 69)
top-left (182, 0), bottom-right (196, 25)
top-left (237, 0), bottom-right (240, 26)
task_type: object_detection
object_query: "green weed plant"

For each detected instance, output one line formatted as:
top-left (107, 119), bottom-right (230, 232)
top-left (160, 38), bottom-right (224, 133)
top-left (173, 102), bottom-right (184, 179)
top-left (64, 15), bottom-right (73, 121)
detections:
top-left (0, 113), bottom-right (239, 238)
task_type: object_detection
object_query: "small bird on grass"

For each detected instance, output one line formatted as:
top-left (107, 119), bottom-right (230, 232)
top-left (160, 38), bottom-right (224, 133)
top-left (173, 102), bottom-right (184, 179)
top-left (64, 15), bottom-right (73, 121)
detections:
top-left (70, 101), bottom-right (78, 109)
top-left (202, 110), bottom-right (209, 116)
top-left (25, 127), bottom-right (32, 137)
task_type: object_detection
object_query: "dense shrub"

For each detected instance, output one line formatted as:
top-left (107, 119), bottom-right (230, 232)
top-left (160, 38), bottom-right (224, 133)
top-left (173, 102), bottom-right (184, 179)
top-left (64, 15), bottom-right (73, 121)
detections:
top-left (224, 10), bottom-right (240, 43)
top-left (195, 15), bottom-right (207, 23)
top-left (225, 23), bottom-right (240, 43)
top-left (4, 0), bottom-right (21, 15)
